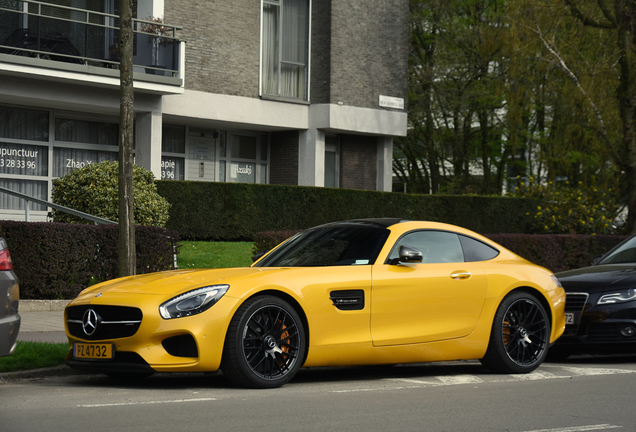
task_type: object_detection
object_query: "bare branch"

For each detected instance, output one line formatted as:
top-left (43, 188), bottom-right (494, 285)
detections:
top-left (532, 23), bottom-right (611, 146)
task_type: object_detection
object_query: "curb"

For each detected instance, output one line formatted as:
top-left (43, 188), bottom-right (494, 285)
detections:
top-left (0, 365), bottom-right (92, 384)
top-left (20, 300), bottom-right (71, 312)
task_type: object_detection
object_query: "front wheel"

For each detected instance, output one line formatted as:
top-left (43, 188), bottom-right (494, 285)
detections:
top-left (480, 291), bottom-right (550, 374)
top-left (221, 296), bottom-right (306, 388)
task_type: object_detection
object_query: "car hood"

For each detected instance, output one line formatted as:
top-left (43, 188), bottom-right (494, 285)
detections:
top-left (555, 264), bottom-right (636, 293)
top-left (78, 267), bottom-right (281, 297)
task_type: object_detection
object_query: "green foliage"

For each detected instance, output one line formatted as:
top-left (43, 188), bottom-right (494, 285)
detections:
top-left (177, 241), bottom-right (254, 269)
top-left (511, 176), bottom-right (620, 234)
top-left (157, 181), bottom-right (539, 240)
top-left (51, 161), bottom-right (170, 227)
top-left (0, 341), bottom-right (68, 373)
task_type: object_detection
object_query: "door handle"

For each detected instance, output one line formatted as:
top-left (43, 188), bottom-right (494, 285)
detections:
top-left (450, 271), bottom-right (471, 280)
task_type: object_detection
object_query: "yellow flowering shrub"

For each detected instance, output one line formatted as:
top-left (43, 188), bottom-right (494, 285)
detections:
top-left (511, 176), bottom-right (619, 234)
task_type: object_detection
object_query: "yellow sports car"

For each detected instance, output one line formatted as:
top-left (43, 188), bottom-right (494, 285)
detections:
top-left (65, 219), bottom-right (566, 388)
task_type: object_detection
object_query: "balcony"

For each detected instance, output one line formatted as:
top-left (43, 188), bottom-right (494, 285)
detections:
top-left (0, 0), bottom-right (182, 89)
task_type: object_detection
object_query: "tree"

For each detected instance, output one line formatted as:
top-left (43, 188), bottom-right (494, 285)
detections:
top-left (119, 0), bottom-right (135, 276)
top-left (558, 0), bottom-right (636, 234)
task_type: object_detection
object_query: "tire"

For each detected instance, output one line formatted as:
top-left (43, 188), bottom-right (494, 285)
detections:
top-left (480, 291), bottom-right (549, 374)
top-left (221, 296), bottom-right (306, 389)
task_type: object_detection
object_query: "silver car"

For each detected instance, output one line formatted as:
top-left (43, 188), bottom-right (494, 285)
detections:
top-left (0, 238), bottom-right (20, 357)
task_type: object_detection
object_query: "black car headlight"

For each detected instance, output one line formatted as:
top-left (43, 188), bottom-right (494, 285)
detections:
top-left (598, 288), bottom-right (636, 305)
top-left (159, 285), bottom-right (229, 319)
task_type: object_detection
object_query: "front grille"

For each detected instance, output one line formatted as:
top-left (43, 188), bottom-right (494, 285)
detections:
top-left (565, 293), bottom-right (589, 312)
top-left (67, 305), bottom-right (143, 341)
top-left (587, 323), bottom-right (622, 342)
top-left (162, 334), bottom-right (198, 357)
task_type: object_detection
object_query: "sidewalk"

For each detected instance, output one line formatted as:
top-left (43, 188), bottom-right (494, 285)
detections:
top-left (18, 309), bottom-right (68, 344)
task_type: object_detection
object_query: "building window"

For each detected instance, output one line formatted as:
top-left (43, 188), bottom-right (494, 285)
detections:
top-left (261, 0), bottom-right (309, 100)
top-left (162, 124), bottom-right (185, 180)
top-left (219, 134), bottom-right (269, 184)
top-left (325, 136), bottom-right (339, 188)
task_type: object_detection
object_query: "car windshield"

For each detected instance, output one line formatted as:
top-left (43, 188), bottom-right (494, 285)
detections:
top-left (255, 224), bottom-right (390, 267)
top-left (598, 236), bottom-right (636, 265)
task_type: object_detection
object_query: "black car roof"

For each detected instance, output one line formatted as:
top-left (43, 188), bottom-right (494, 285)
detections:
top-left (314, 218), bottom-right (406, 229)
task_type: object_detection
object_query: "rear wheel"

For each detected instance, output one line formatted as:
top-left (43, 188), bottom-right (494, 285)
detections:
top-left (221, 296), bottom-right (305, 388)
top-left (480, 291), bottom-right (549, 374)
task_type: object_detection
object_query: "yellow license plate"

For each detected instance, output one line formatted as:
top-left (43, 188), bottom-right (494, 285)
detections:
top-left (73, 342), bottom-right (114, 360)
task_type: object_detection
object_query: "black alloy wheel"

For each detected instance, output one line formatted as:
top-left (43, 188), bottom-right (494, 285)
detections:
top-left (221, 296), bottom-right (305, 388)
top-left (480, 291), bottom-right (549, 374)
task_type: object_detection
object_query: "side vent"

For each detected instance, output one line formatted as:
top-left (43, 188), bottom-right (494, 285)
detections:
top-left (330, 290), bottom-right (365, 311)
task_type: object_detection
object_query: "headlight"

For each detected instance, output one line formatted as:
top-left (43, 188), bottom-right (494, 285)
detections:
top-left (598, 288), bottom-right (636, 305)
top-left (159, 285), bottom-right (229, 319)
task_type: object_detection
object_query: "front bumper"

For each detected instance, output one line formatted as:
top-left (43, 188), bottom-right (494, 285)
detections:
top-left (64, 293), bottom-right (241, 374)
top-left (0, 313), bottom-right (20, 357)
top-left (556, 294), bottom-right (636, 353)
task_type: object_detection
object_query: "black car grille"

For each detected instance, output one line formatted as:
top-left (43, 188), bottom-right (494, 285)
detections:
top-left (67, 305), bottom-right (143, 341)
top-left (565, 293), bottom-right (588, 312)
top-left (162, 334), bottom-right (198, 358)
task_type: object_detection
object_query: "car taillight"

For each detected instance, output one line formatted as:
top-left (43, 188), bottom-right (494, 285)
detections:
top-left (0, 248), bottom-right (13, 270)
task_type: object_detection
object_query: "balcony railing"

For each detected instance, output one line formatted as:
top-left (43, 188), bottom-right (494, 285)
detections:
top-left (0, 0), bottom-right (181, 79)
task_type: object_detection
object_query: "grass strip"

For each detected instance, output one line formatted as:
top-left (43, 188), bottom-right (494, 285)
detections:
top-left (177, 241), bottom-right (254, 269)
top-left (0, 341), bottom-right (69, 373)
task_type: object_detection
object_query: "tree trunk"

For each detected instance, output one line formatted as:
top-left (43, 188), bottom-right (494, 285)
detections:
top-left (118, 0), bottom-right (136, 276)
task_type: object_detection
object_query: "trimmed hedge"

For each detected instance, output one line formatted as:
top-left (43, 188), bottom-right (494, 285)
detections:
top-left (254, 230), bottom-right (628, 274)
top-left (156, 181), bottom-right (540, 240)
top-left (486, 234), bottom-right (628, 273)
top-left (0, 221), bottom-right (179, 300)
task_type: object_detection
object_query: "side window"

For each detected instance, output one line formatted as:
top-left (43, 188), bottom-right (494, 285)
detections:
top-left (388, 231), bottom-right (464, 263)
top-left (459, 235), bottom-right (500, 262)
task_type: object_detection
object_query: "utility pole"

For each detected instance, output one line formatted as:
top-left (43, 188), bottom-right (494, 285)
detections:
top-left (118, 0), bottom-right (136, 276)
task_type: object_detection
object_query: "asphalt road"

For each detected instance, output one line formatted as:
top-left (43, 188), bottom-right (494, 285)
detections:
top-left (2, 355), bottom-right (636, 432)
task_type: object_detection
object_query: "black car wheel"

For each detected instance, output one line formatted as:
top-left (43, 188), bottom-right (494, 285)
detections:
top-left (221, 296), bottom-right (305, 389)
top-left (480, 291), bottom-right (549, 374)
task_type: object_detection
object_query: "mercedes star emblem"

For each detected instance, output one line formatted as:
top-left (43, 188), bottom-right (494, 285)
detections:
top-left (82, 309), bottom-right (101, 336)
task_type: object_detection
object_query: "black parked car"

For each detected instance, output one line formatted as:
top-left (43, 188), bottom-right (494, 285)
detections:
top-left (552, 235), bottom-right (636, 359)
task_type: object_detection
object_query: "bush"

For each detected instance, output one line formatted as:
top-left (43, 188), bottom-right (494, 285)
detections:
top-left (510, 176), bottom-right (620, 234)
top-left (51, 161), bottom-right (170, 227)
top-left (0, 221), bottom-right (179, 299)
top-left (156, 181), bottom-right (540, 240)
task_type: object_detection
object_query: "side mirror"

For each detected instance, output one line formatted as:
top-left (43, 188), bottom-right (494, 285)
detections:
top-left (591, 254), bottom-right (603, 265)
top-left (252, 251), bottom-right (267, 262)
top-left (398, 245), bottom-right (423, 264)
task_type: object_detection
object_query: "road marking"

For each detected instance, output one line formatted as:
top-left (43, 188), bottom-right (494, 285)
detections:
top-left (79, 397), bottom-right (217, 408)
top-left (507, 371), bottom-right (570, 381)
top-left (329, 365), bottom-right (636, 393)
top-left (561, 367), bottom-right (636, 376)
top-left (437, 375), bottom-right (484, 385)
top-left (522, 424), bottom-right (622, 432)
